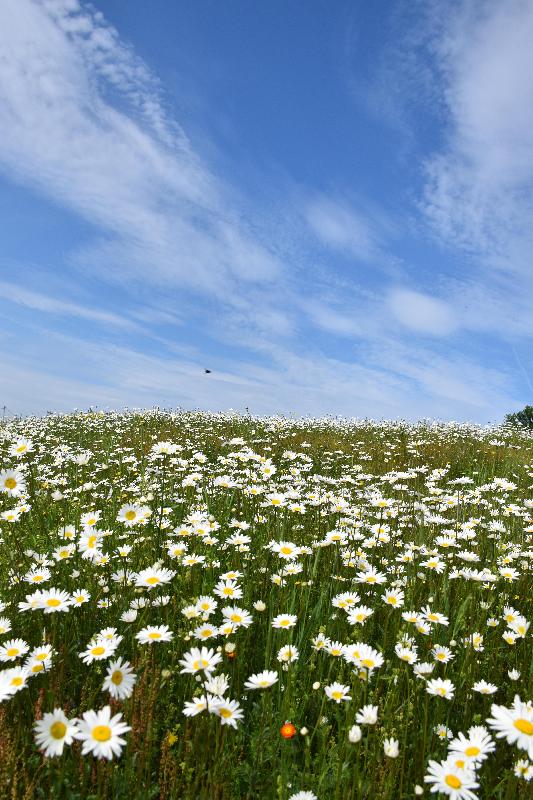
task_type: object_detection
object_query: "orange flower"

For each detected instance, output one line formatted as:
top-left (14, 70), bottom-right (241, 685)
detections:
top-left (280, 722), bottom-right (297, 739)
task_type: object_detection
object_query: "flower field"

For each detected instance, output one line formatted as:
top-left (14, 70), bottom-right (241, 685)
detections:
top-left (0, 410), bottom-right (531, 799)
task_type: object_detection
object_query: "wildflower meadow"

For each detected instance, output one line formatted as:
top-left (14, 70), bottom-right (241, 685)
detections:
top-left (0, 410), bottom-right (531, 799)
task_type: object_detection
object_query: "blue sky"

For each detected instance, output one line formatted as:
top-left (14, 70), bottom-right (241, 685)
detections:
top-left (1, 0), bottom-right (532, 421)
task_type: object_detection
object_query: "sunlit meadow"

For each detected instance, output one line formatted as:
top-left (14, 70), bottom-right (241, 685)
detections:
top-left (0, 410), bottom-right (531, 799)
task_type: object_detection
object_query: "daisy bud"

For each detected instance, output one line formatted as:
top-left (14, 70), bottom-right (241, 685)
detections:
top-left (348, 725), bottom-right (362, 743)
top-left (253, 601), bottom-right (266, 611)
top-left (312, 682), bottom-right (320, 690)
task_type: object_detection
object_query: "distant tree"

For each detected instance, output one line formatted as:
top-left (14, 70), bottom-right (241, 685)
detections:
top-left (505, 405), bottom-right (533, 429)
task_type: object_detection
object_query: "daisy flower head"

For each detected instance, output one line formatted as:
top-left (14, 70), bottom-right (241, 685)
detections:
top-left (103, 658), bottom-right (137, 700)
top-left (288, 792), bottom-right (318, 800)
top-left (487, 695), bottom-right (533, 758)
top-left (0, 617), bottom-right (12, 635)
top-left (136, 625), bottom-right (173, 645)
top-left (426, 678), bottom-right (455, 700)
top-left (0, 638), bottom-right (29, 662)
top-left (423, 607), bottom-right (449, 626)
top-left (382, 589), bottom-right (404, 607)
top-left (272, 613), bottom-right (297, 630)
top-left (472, 680), bottom-right (498, 695)
top-left (325, 682), bottom-right (351, 704)
top-left (182, 695), bottom-right (212, 717)
top-left (355, 704), bottom-right (378, 725)
top-left (179, 646), bottom-right (222, 675)
top-left (277, 644), bottom-right (299, 664)
top-left (135, 566), bottom-right (175, 590)
top-left (244, 670), bottom-right (278, 690)
top-left (221, 606), bottom-right (253, 629)
top-left (9, 438), bottom-right (34, 458)
top-left (75, 706), bottom-right (131, 760)
top-left (383, 737), bottom-right (400, 758)
top-left (71, 589), bottom-right (90, 606)
top-left (448, 728), bottom-right (495, 764)
top-left (193, 622), bottom-right (219, 641)
top-left (209, 696), bottom-right (243, 729)
top-left (38, 589), bottom-right (72, 614)
top-left (353, 643), bottom-right (384, 674)
top-left (424, 756), bottom-right (479, 799)
top-left (195, 595), bottom-right (218, 616)
top-left (204, 673), bottom-right (230, 696)
top-left (4, 666), bottom-right (30, 694)
top-left (213, 580), bottom-right (242, 600)
top-left (80, 638), bottom-right (118, 665)
top-left (347, 605), bottom-right (374, 625)
top-left (0, 469), bottom-right (26, 497)
top-left (34, 709), bottom-right (79, 757)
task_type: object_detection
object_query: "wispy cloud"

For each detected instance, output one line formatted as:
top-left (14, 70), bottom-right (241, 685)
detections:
top-left (422, 0), bottom-right (533, 272)
top-left (0, 280), bottom-right (135, 329)
top-left (0, 0), bottom-right (281, 295)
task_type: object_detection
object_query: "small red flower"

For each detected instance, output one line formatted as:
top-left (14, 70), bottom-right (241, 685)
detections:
top-left (280, 722), bottom-right (297, 739)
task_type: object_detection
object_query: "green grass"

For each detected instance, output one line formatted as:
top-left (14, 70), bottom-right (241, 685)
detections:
top-left (0, 410), bottom-right (531, 799)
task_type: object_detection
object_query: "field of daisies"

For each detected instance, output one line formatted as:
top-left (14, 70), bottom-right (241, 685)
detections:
top-left (0, 410), bottom-right (531, 799)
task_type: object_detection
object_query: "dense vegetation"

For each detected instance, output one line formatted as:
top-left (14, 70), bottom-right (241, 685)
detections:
top-left (0, 410), bottom-right (531, 799)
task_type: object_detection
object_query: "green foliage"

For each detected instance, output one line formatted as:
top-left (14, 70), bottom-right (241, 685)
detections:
top-left (505, 405), bottom-right (533, 429)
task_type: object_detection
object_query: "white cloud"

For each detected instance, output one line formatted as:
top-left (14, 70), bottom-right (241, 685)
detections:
top-left (0, 0), bottom-right (281, 294)
top-left (423, 0), bottom-right (533, 270)
top-left (0, 280), bottom-right (136, 329)
top-left (387, 289), bottom-right (457, 335)
top-left (306, 197), bottom-right (378, 261)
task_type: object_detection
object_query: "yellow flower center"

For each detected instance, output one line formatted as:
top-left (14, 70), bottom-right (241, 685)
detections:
top-left (146, 576), bottom-right (160, 585)
top-left (280, 546), bottom-right (292, 554)
top-left (361, 658), bottom-right (374, 668)
top-left (31, 663), bottom-right (44, 672)
top-left (32, 575), bottom-right (44, 582)
top-left (91, 646), bottom-right (106, 656)
top-left (148, 632), bottom-right (161, 640)
top-left (75, 596), bottom-right (85, 603)
top-left (16, 445), bottom-right (27, 453)
top-left (465, 746), bottom-right (480, 757)
top-left (35, 652), bottom-right (48, 660)
top-left (222, 588), bottom-right (234, 595)
top-left (50, 721), bottom-right (67, 739)
top-left (6, 648), bottom-right (19, 657)
top-left (218, 708), bottom-right (232, 718)
top-left (4, 478), bottom-right (17, 489)
top-left (11, 677), bottom-right (23, 686)
top-left (125, 510), bottom-right (136, 520)
top-left (88, 536), bottom-right (97, 548)
top-left (366, 576), bottom-right (376, 583)
top-left (230, 614), bottom-right (242, 623)
top-left (92, 725), bottom-right (112, 742)
top-left (445, 775), bottom-right (461, 789)
top-left (111, 670), bottom-right (123, 685)
top-left (47, 598), bottom-right (61, 607)
top-left (514, 718), bottom-right (533, 735)
top-left (332, 691), bottom-right (343, 700)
